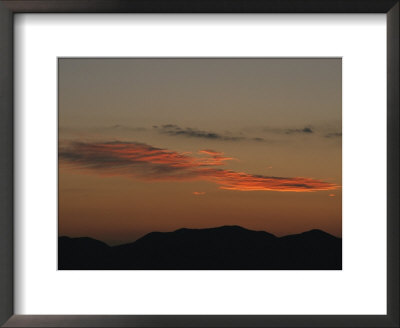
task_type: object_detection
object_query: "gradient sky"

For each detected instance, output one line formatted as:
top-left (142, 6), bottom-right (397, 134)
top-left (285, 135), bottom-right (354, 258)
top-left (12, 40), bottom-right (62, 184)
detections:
top-left (58, 58), bottom-right (342, 245)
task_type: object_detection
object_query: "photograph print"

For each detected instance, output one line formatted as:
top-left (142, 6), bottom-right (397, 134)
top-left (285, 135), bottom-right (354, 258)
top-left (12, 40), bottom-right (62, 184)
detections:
top-left (58, 58), bottom-right (342, 270)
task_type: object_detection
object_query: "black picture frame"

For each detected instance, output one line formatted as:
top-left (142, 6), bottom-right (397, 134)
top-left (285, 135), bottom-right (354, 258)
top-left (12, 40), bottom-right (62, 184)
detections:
top-left (0, 1), bottom-right (398, 327)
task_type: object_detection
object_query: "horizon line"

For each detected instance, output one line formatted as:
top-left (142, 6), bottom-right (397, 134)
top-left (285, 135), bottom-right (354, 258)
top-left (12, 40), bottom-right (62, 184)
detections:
top-left (59, 224), bottom-right (342, 247)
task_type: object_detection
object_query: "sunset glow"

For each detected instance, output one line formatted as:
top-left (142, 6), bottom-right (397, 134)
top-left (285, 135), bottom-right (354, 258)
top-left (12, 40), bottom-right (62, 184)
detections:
top-left (58, 58), bottom-right (342, 245)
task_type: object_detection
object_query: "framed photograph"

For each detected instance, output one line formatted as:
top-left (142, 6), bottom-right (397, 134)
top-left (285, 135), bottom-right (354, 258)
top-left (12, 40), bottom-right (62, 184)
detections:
top-left (58, 57), bottom-right (343, 271)
top-left (0, 1), bottom-right (398, 327)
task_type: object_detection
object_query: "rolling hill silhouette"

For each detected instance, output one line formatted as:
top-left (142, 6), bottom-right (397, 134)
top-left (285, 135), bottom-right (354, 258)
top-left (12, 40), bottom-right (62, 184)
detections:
top-left (58, 225), bottom-right (342, 270)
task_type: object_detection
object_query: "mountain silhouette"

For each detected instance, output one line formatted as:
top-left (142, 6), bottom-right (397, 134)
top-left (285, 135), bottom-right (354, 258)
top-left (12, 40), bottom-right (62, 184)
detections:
top-left (58, 226), bottom-right (341, 270)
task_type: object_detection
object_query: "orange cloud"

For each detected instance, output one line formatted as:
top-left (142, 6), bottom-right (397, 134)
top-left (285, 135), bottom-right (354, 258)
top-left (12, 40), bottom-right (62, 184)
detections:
top-left (197, 149), bottom-right (234, 166)
top-left (59, 141), bottom-right (339, 192)
top-left (193, 191), bottom-right (206, 195)
top-left (203, 169), bottom-right (337, 192)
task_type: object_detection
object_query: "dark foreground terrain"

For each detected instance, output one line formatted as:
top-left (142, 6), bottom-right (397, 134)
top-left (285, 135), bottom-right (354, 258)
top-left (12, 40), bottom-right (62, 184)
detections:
top-left (59, 225), bottom-right (342, 270)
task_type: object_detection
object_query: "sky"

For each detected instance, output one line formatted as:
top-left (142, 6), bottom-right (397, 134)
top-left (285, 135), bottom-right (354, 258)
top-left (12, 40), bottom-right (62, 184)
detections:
top-left (58, 58), bottom-right (342, 245)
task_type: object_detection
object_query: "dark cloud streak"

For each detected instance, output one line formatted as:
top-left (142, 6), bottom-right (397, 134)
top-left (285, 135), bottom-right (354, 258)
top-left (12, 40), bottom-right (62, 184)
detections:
top-left (264, 126), bottom-right (314, 135)
top-left (154, 124), bottom-right (245, 141)
top-left (153, 124), bottom-right (266, 143)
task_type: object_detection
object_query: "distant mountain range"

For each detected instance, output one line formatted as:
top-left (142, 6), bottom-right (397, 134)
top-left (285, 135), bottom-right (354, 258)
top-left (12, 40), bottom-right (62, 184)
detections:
top-left (59, 225), bottom-right (342, 270)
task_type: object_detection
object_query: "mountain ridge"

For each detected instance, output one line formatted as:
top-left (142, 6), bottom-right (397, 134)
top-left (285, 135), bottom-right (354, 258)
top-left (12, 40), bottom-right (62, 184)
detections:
top-left (59, 225), bottom-right (342, 270)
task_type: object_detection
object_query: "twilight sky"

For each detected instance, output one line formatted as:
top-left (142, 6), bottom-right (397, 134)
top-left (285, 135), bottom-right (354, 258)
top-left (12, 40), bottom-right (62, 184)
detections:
top-left (58, 58), bottom-right (342, 245)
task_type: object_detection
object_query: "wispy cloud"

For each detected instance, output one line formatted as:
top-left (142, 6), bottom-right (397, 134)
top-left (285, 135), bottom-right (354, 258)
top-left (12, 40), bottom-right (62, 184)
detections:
top-left (110, 125), bottom-right (147, 132)
top-left (208, 170), bottom-right (336, 191)
top-left (285, 127), bottom-right (314, 134)
top-left (153, 124), bottom-right (266, 143)
top-left (263, 126), bottom-right (314, 135)
top-left (261, 124), bottom-right (343, 142)
top-left (59, 141), bottom-right (339, 192)
top-left (59, 141), bottom-right (230, 181)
